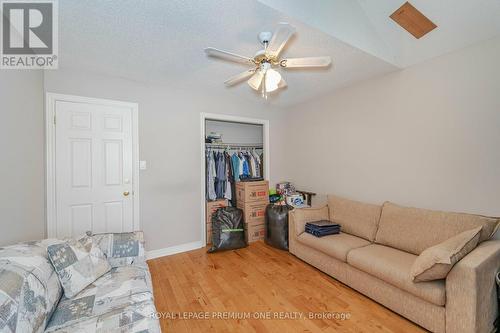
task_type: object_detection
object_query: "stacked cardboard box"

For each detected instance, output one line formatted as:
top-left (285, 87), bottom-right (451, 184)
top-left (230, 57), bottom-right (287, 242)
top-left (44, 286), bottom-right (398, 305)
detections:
top-left (206, 199), bottom-right (228, 245)
top-left (235, 180), bottom-right (269, 243)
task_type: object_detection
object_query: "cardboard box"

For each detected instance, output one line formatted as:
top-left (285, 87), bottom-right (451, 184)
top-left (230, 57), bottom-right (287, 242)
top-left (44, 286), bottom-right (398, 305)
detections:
top-left (245, 223), bottom-right (265, 243)
top-left (236, 180), bottom-right (269, 203)
top-left (237, 201), bottom-right (267, 226)
top-left (206, 199), bottom-right (228, 224)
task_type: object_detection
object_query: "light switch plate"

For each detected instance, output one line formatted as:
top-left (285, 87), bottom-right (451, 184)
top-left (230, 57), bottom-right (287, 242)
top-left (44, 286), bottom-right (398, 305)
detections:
top-left (139, 160), bottom-right (147, 170)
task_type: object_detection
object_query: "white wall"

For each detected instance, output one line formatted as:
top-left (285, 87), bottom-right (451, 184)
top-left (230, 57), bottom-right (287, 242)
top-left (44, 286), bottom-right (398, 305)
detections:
top-left (0, 71), bottom-right (46, 246)
top-left (43, 69), bottom-right (286, 251)
top-left (205, 120), bottom-right (263, 144)
top-left (282, 37), bottom-right (500, 218)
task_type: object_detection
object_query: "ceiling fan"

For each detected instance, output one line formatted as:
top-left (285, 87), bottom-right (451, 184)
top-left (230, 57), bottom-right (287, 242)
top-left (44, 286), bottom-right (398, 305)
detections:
top-left (205, 23), bottom-right (332, 98)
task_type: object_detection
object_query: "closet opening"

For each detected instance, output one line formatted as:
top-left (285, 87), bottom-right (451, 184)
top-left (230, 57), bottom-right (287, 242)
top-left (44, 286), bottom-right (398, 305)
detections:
top-left (200, 113), bottom-right (270, 246)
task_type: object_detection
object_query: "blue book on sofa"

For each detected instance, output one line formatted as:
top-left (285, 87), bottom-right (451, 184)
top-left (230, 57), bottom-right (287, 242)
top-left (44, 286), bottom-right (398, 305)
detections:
top-left (305, 220), bottom-right (341, 237)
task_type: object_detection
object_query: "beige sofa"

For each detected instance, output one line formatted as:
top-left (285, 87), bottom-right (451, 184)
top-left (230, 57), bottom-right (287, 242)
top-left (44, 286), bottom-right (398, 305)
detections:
top-left (289, 195), bottom-right (500, 333)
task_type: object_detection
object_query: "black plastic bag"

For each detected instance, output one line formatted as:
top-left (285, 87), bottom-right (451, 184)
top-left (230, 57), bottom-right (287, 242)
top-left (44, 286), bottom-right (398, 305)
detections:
top-left (265, 204), bottom-right (293, 250)
top-left (208, 207), bottom-right (247, 253)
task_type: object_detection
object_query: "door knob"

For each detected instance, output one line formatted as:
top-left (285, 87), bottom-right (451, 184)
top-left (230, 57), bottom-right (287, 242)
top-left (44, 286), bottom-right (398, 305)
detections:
top-left (123, 191), bottom-right (130, 196)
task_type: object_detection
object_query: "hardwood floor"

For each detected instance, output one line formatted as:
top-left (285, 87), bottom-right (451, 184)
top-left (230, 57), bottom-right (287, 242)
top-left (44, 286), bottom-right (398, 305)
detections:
top-left (148, 241), bottom-right (426, 333)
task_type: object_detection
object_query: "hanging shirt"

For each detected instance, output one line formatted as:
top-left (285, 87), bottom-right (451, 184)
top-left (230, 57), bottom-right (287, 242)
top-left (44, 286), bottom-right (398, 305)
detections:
top-left (231, 153), bottom-right (241, 182)
top-left (249, 152), bottom-right (257, 177)
top-left (206, 151), bottom-right (216, 200)
top-left (259, 152), bottom-right (264, 177)
top-left (215, 152), bottom-right (226, 199)
top-left (252, 150), bottom-right (261, 178)
top-left (242, 154), bottom-right (250, 177)
top-left (238, 154), bottom-right (246, 177)
top-left (224, 152), bottom-right (232, 200)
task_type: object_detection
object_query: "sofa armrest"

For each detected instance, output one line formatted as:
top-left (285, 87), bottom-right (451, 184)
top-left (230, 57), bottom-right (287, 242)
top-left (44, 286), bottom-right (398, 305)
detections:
top-left (446, 240), bottom-right (500, 333)
top-left (91, 231), bottom-right (146, 268)
top-left (288, 205), bottom-right (329, 238)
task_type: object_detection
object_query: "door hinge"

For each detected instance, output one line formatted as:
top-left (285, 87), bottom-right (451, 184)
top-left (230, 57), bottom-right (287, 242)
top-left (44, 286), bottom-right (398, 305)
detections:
top-left (53, 115), bottom-right (56, 125)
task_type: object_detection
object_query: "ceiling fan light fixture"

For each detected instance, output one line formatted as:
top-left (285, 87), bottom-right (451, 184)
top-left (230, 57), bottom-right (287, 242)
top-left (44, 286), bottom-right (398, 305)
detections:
top-left (205, 23), bottom-right (332, 99)
top-left (264, 68), bottom-right (281, 92)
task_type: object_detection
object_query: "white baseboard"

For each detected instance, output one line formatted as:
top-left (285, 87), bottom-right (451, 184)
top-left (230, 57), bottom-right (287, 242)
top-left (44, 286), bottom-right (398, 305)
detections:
top-left (146, 241), bottom-right (204, 260)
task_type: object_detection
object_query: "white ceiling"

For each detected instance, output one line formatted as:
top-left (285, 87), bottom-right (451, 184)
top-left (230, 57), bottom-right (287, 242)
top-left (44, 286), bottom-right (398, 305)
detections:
top-left (57, 0), bottom-right (500, 107)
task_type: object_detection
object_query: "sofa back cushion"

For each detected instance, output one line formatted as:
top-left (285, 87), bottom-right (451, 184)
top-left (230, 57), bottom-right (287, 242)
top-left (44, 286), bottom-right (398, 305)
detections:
top-left (375, 202), bottom-right (500, 255)
top-left (327, 195), bottom-right (382, 241)
top-left (0, 240), bottom-right (63, 333)
top-left (47, 235), bottom-right (111, 298)
top-left (410, 226), bottom-right (482, 282)
top-left (91, 231), bottom-right (146, 268)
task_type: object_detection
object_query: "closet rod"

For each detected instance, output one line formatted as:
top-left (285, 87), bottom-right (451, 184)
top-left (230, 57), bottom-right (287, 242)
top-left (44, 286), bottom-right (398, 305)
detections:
top-left (206, 143), bottom-right (263, 149)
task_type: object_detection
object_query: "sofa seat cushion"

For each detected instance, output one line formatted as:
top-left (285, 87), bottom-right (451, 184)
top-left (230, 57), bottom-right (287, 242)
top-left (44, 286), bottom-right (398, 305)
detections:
top-left (328, 195), bottom-right (382, 241)
top-left (45, 265), bottom-right (154, 332)
top-left (45, 300), bottom-right (160, 333)
top-left (347, 244), bottom-right (446, 306)
top-left (375, 202), bottom-right (499, 255)
top-left (297, 232), bottom-right (371, 262)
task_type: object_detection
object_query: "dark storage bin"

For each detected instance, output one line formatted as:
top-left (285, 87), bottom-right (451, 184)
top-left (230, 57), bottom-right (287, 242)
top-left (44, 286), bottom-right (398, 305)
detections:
top-left (265, 204), bottom-right (293, 250)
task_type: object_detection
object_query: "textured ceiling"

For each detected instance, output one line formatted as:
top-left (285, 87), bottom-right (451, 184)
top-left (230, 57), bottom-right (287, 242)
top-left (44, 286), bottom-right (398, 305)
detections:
top-left (57, 0), bottom-right (397, 107)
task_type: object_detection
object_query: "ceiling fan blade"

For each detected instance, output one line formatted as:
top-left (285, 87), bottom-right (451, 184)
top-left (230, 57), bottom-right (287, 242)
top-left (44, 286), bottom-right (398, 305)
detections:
top-left (205, 47), bottom-right (255, 65)
top-left (266, 23), bottom-right (296, 58)
top-left (247, 70), bottom-right (265, 90)
top-left (280, 56), bottom-right (332, 68)
top-left (224, 69), bottom-right (256, 86)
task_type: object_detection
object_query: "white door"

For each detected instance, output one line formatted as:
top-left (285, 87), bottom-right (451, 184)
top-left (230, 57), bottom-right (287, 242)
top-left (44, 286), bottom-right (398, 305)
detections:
top-left (54, 100), bottom-right (135, 238)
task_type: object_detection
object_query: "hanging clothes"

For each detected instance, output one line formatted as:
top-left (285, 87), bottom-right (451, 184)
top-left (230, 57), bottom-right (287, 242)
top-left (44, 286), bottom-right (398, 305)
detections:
top-left (252, 150), bottom-right (261, 178)
top-left (206, 147), bottom-right (264, 201)
top-left (215, 151), bottom-right (226, 199)
top-left (224, 151), bottom-right (233, 201)
top-left (231, 153), bottom-right (240, 182)
top-left (238, 153), bottom-right (245, 178)
top-left (225, 152), bottom-right (238, 206)
top-left (206, 150), bottom-right (217, 200)
top-left (248, 152), bottom-right (257, 177)
top-left (260, 152), bottom-right (264, 177)
top-left (241, 153), bottom-right (250, 177)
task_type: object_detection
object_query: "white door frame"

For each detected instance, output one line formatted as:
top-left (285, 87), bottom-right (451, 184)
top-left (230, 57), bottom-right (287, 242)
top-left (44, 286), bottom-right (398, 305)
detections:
top-left (200, 113), bottom-right (270, 245)
top-left (46, 93), bottom-right (141, 238)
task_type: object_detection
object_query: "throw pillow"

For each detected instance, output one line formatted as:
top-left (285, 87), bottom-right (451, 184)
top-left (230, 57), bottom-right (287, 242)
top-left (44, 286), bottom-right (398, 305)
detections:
top-left (410, 226), bottom-right (482, 282)
top-left (47, 235), bottom-right (111, 298)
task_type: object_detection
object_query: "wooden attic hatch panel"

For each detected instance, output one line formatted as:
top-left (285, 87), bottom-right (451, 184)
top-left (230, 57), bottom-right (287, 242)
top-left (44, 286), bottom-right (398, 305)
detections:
top-left (390, 1), bottom-right (437, 39)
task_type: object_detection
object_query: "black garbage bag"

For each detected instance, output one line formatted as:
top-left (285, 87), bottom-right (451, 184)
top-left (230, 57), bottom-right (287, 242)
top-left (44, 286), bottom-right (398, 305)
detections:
top-left (265, 204), bottom-right (293, 250)
top-left (208, 207), bottom-right (247, 253)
